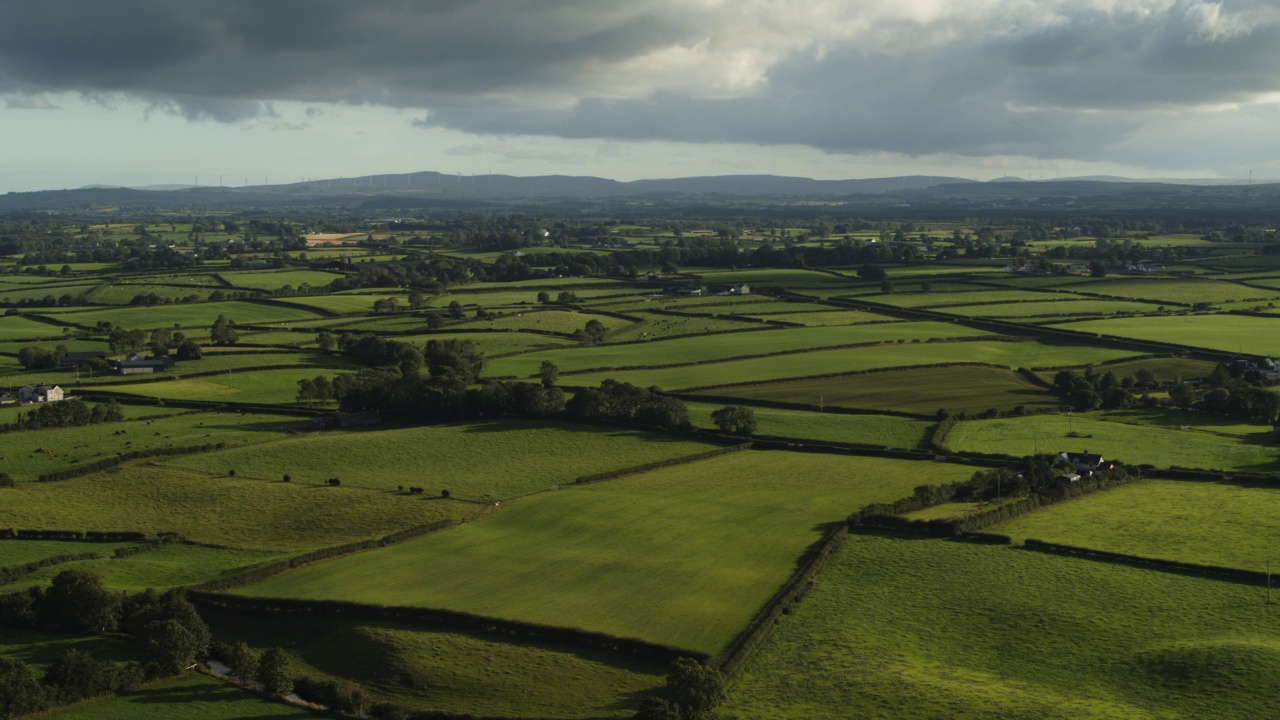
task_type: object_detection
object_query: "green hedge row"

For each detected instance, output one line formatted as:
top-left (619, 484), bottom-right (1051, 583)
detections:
top-left (0, 529), bottom-right (150, 541)
top-left (37, 443), bottom-right (227, 482)
top-left (573, 443), bottom-right (751, 485)
top-left (191, 593), bottom-right (702, 667)
top-left (716, 523), bottom-right (848, 678)
top-left (188, 519), bottom-right (457, 592)
top-left (0, 552), bottom-right (102, 585)
top-left (1022, 539), bottom-right (1272, 585)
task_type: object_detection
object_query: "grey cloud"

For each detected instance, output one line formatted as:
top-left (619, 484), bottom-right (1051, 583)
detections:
top-left (2, 0), bottom-right (1279, 168)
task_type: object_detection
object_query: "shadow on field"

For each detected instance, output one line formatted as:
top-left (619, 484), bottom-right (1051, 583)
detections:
top-left (129, 682), bottom-right (239, 704)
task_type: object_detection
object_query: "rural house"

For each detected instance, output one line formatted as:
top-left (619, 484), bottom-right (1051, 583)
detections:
top-left (0, 392), bottom-right (15, 405)
top-left (1057, 451), bottom-right (1109, 474)
top-left (17, 384), bottom-right (64, 403)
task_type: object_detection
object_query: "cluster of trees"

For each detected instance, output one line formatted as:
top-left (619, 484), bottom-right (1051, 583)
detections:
top-left (632, 658), bottom-right (726, 720)
top-left (565, 379), bottom-right (691, 433)
top-left (209, 315), bottom-right (239, 346)
top-left (8, 399), bottom-right (123, 431)
top-left (16, 344), bottom-right (68, 370)
top-left (710, 405), bottom-right (756, 436)
top-left (1051, 366), bottom-right (1160, 411)
top-left (1169, 364), bottom-right (1280, 423)
top-left (0, 571), bottom-right (214, 718)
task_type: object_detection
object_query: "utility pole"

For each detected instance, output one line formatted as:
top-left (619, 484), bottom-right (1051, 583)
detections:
top-left (1269, 560), bottom-right (1272, 605)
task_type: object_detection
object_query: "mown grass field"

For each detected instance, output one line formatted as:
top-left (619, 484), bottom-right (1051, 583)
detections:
top-left (723, 532), bottom-right (1280, 720)
top-left (695, 364), bottom-right (1061, 415)
top-left (873, 288), bottom-right (1077, 308)
top-left (1061, 356), bottom-right (1218, 383)
top-left (81, 367), bottom-right (353, 404)
top-left (942, 298), bottom-right (1163, 318)
top-left (5, 544), bottom-right (288, 593)
top-left (203, 609), bottom-right (663, 719)
top-left (946, 409), bottom-right (1279, 471)
top-left (30, 300), bottom-right (326, 330)
top-left (46, 672), bottom-right (325, 720)
top-left (607, 314), bottom-right (766, 342)
top-left (0, 464), bottom-right (480, 551)
top-left (217, 270), bottom-right (343, 290)
top-left (563, 340), bottom-right (1141, 391)
top-left (236, 452), bottom-right (978, 654)
top-left (1078, 278), bottom-right (1280, 304)
top-left (454, 309), bottom-right (637, 335)
top-left (1050, 314), bottom-right (1280, 356)
top-left (684, 401), bottom-right (934, 448)
top-left (85, 284), bottom-right (220, 305)
top-left (993, 479), bottom-right (1280, 571)
top-left (163, 420), bottom-right (716, 500)
top-left (273, 293), bottom-right (409, 314)
top-left (489, 322), bottom-right (999, 377)
top-left (0, 314), bottom-right (69, 340)
top-left (0, 410), bottom-right (306, 482)
top-left (731, 310), bottom-right (895, 326)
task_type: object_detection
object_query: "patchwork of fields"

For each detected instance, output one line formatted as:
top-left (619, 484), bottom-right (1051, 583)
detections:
top-left (4, 244), bottom-right (1280, 719)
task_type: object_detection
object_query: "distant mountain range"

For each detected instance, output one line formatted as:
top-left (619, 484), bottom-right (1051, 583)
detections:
top-left (1, 171), bottom-right (1276, 213)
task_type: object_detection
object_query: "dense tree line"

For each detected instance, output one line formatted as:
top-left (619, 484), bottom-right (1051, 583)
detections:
top-left (0, 571), bottom-right (214, 718)
top-left (7, 399), bottom-right (124, 431)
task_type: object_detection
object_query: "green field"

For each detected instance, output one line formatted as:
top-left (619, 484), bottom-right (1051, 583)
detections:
top-left (163, 420), bottom-right (717, 500)
top-left (723, 532), bottom-right (1280, 720)
top-left (0, 314), bottom-right (70, 340)
top-left (4, 543), bottom-right (287, 593)
top-left (994, 479), bottom-right (1280, 571)
top-left (730, 310), bottom-right (897, 326)
top-left (271, 293), bottom-right (408, 315)
top-left (202, 609), bottom-right (663, 719)
top-left (1077, 278), bottom-right (1280, 304)
top-left (607, 313), bottom-right (767, 341)
top-left (942, 298), bottom-right (1163, 318)
top-left (236, 452), bottom-right (978, 654)
top-left (86, 284), bottom-right (221, 305)
top-left (0, 539), bottom-right (136, 568)
top-left (46, 672), bottom-right (324, 720)
top-left (1050, 314), bottom-right (1280, 356)
top-left (563, 340), bottom-right (1141, 391)
top-left (452, 309), bottom-right (637, 335)
top-left (684, 401), bottom-right (934, 448)
top-left (30, 300), bottom-right (326, 331)
top-left (81, 367), bottom-right (354, 404)
top-left (946, 409), bottom-right (1279, 472)
top-left (0, 464), bottom-right (479, 551)
top-left (217, 270), bottom-right (343, 290)
top-left (0, 410), bottom-right (306, 482)
top-left (694, 364), bottom-right (1061, 415)
top-left (489, 322), bottom-right (999, 378)
top-left (873, 288), bottom-right (1079, 308)
top-left (1064, 356), bottom-right (1218, 383)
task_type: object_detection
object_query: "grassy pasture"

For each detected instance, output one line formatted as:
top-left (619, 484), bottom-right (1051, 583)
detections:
top-left (0, 410), bottom-right (305, 482)
top-left (684, 401), bottom-right (933, 448)
top-left (0, 464), bottom-right (479, 552)
top-left (695, 364), bottom-right (1062, 415)
top-left (1038, 356), bottom-right (1217, 384)
top-left (994, 479), bottom-right (1280, 571)
top-left (217, 270), bottom-right (343, 290)
top-left (114, 273), bottom-right (226, 287)
top-left (0, 337), bottom-right (109, 356)
top-left (429, 289), bottom-right (641, 308)
top-left (489, 322), bottom-right (998, 378)
top-left (1050, 314), bottom-right (1280, 356)
top-left (1, 629), bottom-right (133, 675)
top-left (589, 294), bottom-right (781, 313)
top-left (202, 610), bottom-right (663, 719)
top-left (85, 284), bottom-right (221, 305)
top-left (872, 288), bottom-right (1080, 308)
top-left (942, 299), bottom-right (1163, 318)
top-left (730, 310), bottom-right (896, 326)
top-left (393, 331), bottom-right (577, 356)
top-left (4, 544), bottom-right (288, 593)
top-left (45, 672), bottom-right (325, 720)
top-left (1078, 278), bottom-right (1280, 304)
top-left (0, 283), bottom-right (101, 304)
top-left (33, 300), bottom-right (326, 330)
top-left (563, 340), bottom-right (1142, 391)
top-left (693, 269), bottom-right (861, 288)
top-left (0, 539), bottom-right (136, 569)
top-left (277, 293), bottom-right (409, 314)
top-left (607, 314), bottom-right (773, 342)
top-left (451, 309), bottom-right (637, 335)
top-left (236, 452), bottom-right (978, 654)
top-left (81, 367), bottom-right (354, 404)
top-left (163, 420), bottom-right (714, 500)
top-left (0, 314), bottom-right (70, 340)
top-left (723, 532), bottom-right (1280, 720)
top-left (16, 351), bottom-right (353, 389)
top-left (946, 409), bottom-right (1279, 472)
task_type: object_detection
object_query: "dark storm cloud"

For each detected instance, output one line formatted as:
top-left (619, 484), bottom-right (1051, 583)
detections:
top-left (2, 0), bottom-right (1279, 164)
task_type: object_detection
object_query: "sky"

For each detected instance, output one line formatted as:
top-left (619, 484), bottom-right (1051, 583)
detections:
top-left (3, 0), bottom-right (1280, 192)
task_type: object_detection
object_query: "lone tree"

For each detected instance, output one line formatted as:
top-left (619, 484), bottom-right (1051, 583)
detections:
top-left (227, 641), bottom-right (259, 682)
top-left (665, 658), bottom-right (725, 720)
top-left (711, 405), bottom-right (757, 436)
top-left (539, 360), bottom-right (560, 389)
top-left (210, 315), bottom-right (239, 346)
